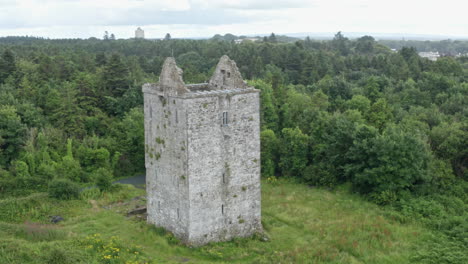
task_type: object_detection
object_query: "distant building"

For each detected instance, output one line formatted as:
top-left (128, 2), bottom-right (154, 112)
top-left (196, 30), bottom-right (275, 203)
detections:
top-left (234, 38), bottom-right (261, 44)
top-left (455, 52), bottom-right (468, 58)
top-left (135, 27), bottom-right (145, 39)
top-left (418, 51), bottom-right (440, 61)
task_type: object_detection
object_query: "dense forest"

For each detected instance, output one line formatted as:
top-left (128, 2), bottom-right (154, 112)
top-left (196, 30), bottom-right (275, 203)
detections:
top-left (379, 39), bottom-right (468, 55)
top-left (0, 33), bottom-right (467, 263)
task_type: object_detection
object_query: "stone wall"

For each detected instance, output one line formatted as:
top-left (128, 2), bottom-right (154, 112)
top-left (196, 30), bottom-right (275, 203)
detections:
top-left (144, 90), bottom-right (190, 241)
top-left (185, 90), bottom-right (261, 244)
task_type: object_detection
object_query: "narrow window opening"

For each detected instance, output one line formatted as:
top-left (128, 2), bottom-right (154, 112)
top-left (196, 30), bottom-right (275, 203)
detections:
top-left (149, 106), bottom-right (152, 119)
top-left (222, 204), bottom-right (224, 215)
top-left (175, 109), bottom-right (178, 123)
top-left (222, 173), bottom-right (225, 183)
top-left (227, 72), bottom-right (231, 78)
top-left (222, 112), bottom-right (229, 126)
top-left (221, 69), bottom-right (226, 84)
top-left (177, 208), bottom-right (180, 219)
top-left (158, 201), bottom-right (161, 212)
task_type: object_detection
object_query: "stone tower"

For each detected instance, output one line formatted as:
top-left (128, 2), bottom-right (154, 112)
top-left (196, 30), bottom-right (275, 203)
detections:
top-left (135, 27), bottom-right (145, 39)
top-left (142, 56), bottom-right (262, 245)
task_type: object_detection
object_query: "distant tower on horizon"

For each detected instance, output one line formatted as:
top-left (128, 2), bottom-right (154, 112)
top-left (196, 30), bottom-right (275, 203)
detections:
top-left (135, 27), bottom-right (145, 39)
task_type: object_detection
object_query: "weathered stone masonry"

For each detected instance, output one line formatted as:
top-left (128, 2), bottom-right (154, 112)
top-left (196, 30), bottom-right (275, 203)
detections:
top-left (143, 56), bottom-right (262, 245)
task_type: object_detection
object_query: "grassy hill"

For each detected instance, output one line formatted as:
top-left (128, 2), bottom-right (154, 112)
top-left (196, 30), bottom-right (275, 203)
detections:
top-left (0, 180), bottom-right (437, 263)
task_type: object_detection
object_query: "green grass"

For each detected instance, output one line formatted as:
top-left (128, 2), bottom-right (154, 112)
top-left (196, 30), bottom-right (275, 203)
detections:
top-left (0, 180), bottom-right (438, 263)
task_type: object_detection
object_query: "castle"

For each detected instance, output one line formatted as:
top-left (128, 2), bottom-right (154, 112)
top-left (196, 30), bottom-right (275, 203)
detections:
top-left (142, 56), bottom-right (262, 245)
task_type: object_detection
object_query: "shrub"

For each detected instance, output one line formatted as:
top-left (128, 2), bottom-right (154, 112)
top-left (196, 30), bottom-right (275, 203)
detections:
top-left (45, 248), bottom-right (70, 264)
top-left (94, 168), bottom-right (113, 191)
top-left (0, 168), bottom-right (12, 194)
top-left (303, 163), bottom-right (337, 188)
top-left (48, 179), bottom-right (80, 200)
top-left (55, 156), bottom-right (85, 182)
top-left (36, 163), bottom-right (56, 180)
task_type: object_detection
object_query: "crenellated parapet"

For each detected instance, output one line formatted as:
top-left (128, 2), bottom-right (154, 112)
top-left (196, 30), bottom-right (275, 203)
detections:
top-left (143, 55), bottom-right (251, 97)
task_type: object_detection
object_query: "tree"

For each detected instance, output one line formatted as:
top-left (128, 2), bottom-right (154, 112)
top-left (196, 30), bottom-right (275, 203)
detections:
top-left (346, 95), bottom-right (371, 114)
top-left (331, 31), bottom-right (350, 55)
top-left (366, 98), bottom-right (393, 131)
top-left (346, 126), bottom-right (431, 203)
top-left (51, 82), bottom-right (85, 137)
top-left (315, 75), bottom-right (352, 101)
top-left (0, 49), bottom-right (16, 83)
top-left (94, 168), bottom-right (114, 191)
top-left (356, 35), bottom-right (375, 54)
top-left (260, 129), bottom-right (278, 177)
top-left (110, 33), bottom-right (116, 40)
top-left (104, 53), bottom-right (129, 98)
top-left (310, 113), bottom-right (359, 182)
top-left (363, 77), bottom-right (382, 102)
top-left (251, 80), bottom-right (279, 132)
top-left (103, 31), bottom-right (109, 40)
top-left (430, 122), bottom-right (468, 179)
top-left (399, 46), bottom-right (418, 62)
top-left (268, 33), bottom-right (277, 43)
top-left (164, 33), bottom-right (172, 40)
top-left (279, 127), bottom-right (309, 178)
top-left (280, 87), bottom-right (316, 133)
top-left (0, 105), bottom-right (27, 166)
top-left (112, 107), bottom-right (145, 175)
top-left (55, 139), bottom-right (85, 182)
top-left (95, 52), bottom-right (107, 67)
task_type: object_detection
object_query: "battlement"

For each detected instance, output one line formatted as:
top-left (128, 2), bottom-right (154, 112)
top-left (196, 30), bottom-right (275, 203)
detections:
top-left (142, 55), bottom-right (253, 97)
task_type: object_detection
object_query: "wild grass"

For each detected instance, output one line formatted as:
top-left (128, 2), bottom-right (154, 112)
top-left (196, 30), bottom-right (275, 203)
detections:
top-left (0, 179), bottom-right (442, 263)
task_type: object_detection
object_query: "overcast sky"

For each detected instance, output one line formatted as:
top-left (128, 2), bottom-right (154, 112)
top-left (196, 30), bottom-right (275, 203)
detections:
top-left (0, 0), bottom-right (467, 39)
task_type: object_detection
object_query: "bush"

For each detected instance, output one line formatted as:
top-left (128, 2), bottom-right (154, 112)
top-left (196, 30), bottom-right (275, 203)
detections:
top-left (45, 248), bottom-right (70, 264)
top-left (55, 156), bottom-right (85, 182)
top-left (0, 168), bottom-right (12, 193)
top-left (94, 168), bottom-right (113, 191)
top-left (303, 163), bottom-right (337, 188)
top-left (48, 179), bottom-right (80, 200)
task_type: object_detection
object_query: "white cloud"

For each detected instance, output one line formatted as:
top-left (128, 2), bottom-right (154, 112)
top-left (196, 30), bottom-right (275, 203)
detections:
top-left (190, 0), bottom-right (317, 10)
top-left (0, 0), bottom-right (467, 39)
